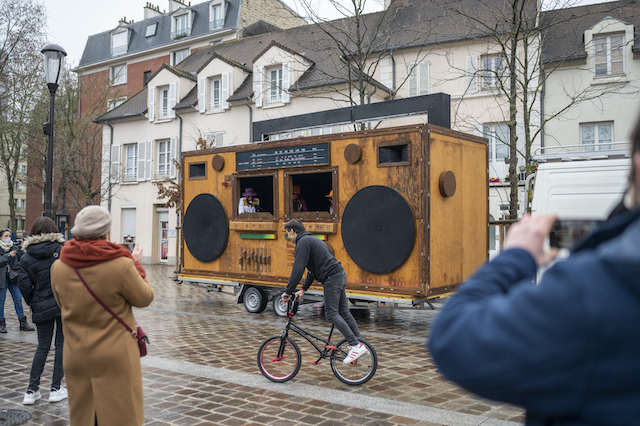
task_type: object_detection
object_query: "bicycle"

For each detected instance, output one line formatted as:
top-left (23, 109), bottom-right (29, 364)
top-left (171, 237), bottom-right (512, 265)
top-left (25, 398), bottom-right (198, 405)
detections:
top-left (257, 297), bottom-right (377, 385)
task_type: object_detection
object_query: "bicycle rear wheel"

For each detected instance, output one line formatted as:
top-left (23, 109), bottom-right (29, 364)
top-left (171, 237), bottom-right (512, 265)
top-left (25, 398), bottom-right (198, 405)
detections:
top-left (257, 335), bottom-right (302, 383)
top-left (330, 338), bottom-right (377, 385)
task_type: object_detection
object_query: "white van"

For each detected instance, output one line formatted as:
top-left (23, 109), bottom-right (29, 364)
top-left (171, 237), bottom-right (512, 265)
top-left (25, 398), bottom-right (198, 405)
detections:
top-left (530, 149), bottom-right (630, 219)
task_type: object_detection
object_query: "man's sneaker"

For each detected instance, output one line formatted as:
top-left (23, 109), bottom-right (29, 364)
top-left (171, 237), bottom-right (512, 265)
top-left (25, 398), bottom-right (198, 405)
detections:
top-left (343, 342), bottom-right (369, 364)
top-left (23, 390), bottom-right (41, 405)
top-left (48, 386), bottom-right (68, 403)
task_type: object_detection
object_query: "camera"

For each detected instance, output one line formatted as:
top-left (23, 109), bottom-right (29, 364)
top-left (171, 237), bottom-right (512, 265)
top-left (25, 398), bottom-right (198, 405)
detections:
top-left (549, 219), bottom-right (602, 249)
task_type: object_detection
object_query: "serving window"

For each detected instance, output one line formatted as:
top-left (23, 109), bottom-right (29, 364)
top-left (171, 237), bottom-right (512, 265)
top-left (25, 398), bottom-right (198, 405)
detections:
top-left (233, 172), bottom-right (277, 220)
top-left (284, 167), bottom-right (336, 221)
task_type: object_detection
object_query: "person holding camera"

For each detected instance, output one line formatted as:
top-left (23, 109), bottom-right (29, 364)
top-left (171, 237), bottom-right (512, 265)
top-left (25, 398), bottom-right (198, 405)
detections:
top-left (0, 228), bottom-right (34, 333)
top-left (429, 115), bottom-right (640, 425)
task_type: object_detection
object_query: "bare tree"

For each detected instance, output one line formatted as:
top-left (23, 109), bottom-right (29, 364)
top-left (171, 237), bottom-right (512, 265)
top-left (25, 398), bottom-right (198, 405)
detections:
top-left (26, 65), bottom-right (125, 216)
top-left (442, 0), bottom-right (637, 218)
top-left (0, 0), bottom-right (46, 230)
top-left (280, 0), bottom-right (436, 130)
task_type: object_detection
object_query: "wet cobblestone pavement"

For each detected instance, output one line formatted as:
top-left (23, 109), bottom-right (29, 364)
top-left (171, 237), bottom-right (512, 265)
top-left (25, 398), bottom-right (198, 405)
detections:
top-left (1, 265), bottom-right (525, 425)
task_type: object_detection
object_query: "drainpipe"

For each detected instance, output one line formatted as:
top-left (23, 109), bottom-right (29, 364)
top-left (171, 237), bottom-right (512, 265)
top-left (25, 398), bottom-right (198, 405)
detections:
top-left (367, 85), bottom-right (378, 129)
top-left (540, 58), bottom-right (545, 153)
top-left (105, 121), bottom-right (114, 213)
top-left (390, 50), bottom-right (396, 98)
top-left (245, 99), bottom-right (253, 142)
top-left (175, 112), bottom-right (183, 274)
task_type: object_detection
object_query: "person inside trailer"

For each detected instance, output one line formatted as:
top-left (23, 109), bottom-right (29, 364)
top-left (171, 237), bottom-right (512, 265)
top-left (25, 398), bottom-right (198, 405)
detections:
top-left (238, 188), bottom-right (260, 213)
top-left (326, 190), bottom-right (333, 214)
top-left (292, 185), bottom-right (307, 212)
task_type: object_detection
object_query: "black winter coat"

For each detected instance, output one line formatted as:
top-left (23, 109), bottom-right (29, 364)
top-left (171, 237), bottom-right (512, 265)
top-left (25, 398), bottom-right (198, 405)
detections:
top-left (0, 240), bottom-right (24, 278)
top-left (18, 233), bottom-right (64, 324)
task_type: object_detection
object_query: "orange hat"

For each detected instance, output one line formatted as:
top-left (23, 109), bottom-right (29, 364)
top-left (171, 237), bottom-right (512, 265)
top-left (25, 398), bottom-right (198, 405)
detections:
top-left (293, 185), bottom-right (301, 194)
top-left (326, 190), bottom-right (333, 197)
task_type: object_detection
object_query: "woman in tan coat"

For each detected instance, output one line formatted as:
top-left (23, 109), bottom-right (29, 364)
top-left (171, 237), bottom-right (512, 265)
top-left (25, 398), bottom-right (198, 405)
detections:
top-left (51, 206), bottom-right (154, 426)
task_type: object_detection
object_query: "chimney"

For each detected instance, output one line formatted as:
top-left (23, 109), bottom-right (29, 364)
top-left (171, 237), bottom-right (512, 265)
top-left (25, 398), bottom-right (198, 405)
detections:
top-left (168, 0), bottom-right (185, 13)
top-left (144, 2), bottom-right (162, 19)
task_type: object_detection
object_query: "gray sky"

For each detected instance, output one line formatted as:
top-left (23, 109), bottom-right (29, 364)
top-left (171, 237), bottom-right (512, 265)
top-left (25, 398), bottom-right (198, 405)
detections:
top-left (44, 0), bottom-right (614, 68)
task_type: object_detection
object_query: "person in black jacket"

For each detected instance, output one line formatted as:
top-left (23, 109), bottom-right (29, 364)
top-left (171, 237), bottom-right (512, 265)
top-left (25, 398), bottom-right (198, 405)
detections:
top-left (281, 220), bottom-right (368, 364)
top-left (18, 217), bottom-right (67, 405)
top-left (0, 228), bottom-right (34, 332)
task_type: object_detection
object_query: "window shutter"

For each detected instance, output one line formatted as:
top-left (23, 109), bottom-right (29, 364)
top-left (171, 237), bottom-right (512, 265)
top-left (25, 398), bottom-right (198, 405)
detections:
top-left (170, 137), bottom-right (178, 178)
top-left (168, 83), bottom-right (177, 118)
top-left (198, 78), bottom-right (206, 113)
top-left (408, 64), bottom-right (418, 97)
top-left (137, 142), bottom-right (146, 182)
top-left (145, 140), bottom-right (152, 181)
top-left (420, 63), bottom-right (429, 96)
top-left (255, 66), bottom-right (263, 107)
top-left (216, 132), bottom-right (225, 147)
top-left (221, 72), bottom-right (230, 109)
top-left (148, 86), bottom-right (155, 121)
top-left (282, 62), bottom-right (290, 103)
top-left (110, 145), bottom-right (120, 184)
top-left (466, 56), bottom-right (478, 93)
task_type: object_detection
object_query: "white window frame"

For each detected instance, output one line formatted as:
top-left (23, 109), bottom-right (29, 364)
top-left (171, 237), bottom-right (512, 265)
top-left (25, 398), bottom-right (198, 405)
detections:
top-left (14, 198), bottom-right (25, 210)
top-left (107, 97), bottom-right (127, 111)
top-left (483, 123), bottom-right (510, 164)
top-left (110, 64), bottom-right (127, 86)
top-left (267, 66), bottom-right (283, 105)
top-left (408, 62), bottom-right (429, 97)
top-left (580, 122), bottom-right (613, 151)
top-left (172, 12), bottom-right (190, 39)
top-left (480, 54), bottom-right (505, 90)
top-left (206, 131), bottom-right (225, 147)
top-left (156, 139), bottom-right (172, 178)
top-left (210, 77), bottom-right (221, 110)
top-left (594, 34), bottom-right (625, 77)
top-left (145, 23), bottom-right (157, 38)
top-left (171, 48), bottom-right (190, 66)
top-left (210, 2), bottom-right (224, 30)
top-left (124, 144), bottom-right (138, 182)
top-left (160, 87), bottom-right (170, 119)
top-left (111, 31), bottom-right (128, 56)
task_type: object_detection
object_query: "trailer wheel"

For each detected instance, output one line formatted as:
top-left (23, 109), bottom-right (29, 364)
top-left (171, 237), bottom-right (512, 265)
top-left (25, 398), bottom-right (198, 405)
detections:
top-left (244, 287), bottom-right (267, 313)
top-left (273, 293), bottom-right (288, 317)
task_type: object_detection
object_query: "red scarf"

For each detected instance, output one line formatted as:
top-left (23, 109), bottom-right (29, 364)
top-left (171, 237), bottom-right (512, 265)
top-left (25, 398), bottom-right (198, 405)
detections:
top-left (60, 238), bottom-right (146, 279)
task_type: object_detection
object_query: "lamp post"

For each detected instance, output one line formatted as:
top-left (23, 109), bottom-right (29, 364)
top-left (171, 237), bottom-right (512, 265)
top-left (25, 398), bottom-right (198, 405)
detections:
top-left (41, 44), bottom-right (67, 219)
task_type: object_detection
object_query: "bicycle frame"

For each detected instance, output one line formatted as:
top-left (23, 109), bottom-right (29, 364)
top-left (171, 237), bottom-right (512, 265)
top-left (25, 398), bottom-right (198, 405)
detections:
top-left (278, 314), bottom-right (345, 365)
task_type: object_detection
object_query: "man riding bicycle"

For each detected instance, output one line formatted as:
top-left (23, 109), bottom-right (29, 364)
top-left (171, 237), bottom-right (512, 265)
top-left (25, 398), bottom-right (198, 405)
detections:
top-left (281, 220), bottom-right (368, 364)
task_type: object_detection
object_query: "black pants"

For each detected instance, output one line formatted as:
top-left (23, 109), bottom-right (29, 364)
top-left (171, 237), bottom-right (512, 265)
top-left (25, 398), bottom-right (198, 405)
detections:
top-left (28, 317), bottom-right (64, 391)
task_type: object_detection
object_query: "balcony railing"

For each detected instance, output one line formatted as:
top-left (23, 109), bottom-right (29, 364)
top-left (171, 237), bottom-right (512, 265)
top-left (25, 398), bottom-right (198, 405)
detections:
top-left (209, 19), bottom-right (224, 31)
top-left (111, 45), bottom-right (127, 57)
top-left (171, 28), bottom-right (190, 39)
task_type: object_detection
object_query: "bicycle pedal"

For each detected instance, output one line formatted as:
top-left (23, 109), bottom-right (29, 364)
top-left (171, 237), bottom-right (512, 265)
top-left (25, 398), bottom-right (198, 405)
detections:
top-left (325, 345), bottom-right (337, 351)
top-left (312, 361), bottom-right (321, 365)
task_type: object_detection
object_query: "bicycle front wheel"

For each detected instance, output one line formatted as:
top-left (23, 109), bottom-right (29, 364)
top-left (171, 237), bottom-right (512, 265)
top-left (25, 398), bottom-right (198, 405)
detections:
top-left (330, 338), bottom-right (377, 385)
top-left (257, 335), bottom-right (302, 383)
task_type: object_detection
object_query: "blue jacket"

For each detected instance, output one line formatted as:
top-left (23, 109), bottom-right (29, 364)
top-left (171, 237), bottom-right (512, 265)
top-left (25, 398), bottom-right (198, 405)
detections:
top-left (429, 209), bottom-right (640, 425)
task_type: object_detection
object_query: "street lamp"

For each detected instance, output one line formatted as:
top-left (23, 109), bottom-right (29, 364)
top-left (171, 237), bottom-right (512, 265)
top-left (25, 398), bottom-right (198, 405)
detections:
top-left (41, 43), bottom-right (67, 219)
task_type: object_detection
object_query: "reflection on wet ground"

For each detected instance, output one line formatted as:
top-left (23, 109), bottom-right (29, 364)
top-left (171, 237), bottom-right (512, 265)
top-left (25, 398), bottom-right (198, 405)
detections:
top-left (0, 264), bottom-right (524, 425)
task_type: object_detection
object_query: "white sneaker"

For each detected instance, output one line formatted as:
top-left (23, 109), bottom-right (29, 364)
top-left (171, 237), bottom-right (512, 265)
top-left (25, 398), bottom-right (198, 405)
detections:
top-left (49, 386), bottom-right (68, 403)
top-left (343, 342), bottom-right (369, 364)
top-left (23, 390), bottom-right (41, 405)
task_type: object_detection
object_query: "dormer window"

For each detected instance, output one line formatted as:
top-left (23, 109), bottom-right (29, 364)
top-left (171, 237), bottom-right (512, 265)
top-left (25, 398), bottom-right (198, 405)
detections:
top-left (254, 62), bottom-right (291, 108)
top-left (210, 77), bottom-right (221, 109)
top-left (210, 2), bottom-right (224, 30)
top-left (594, 34), bottom-right (624, 76)
top-left (172, 12), bottom-right (191, 39)
top-left (198, 73), bottom-right (229, 113)
top-left (111, 31), bottom-right (128, 57)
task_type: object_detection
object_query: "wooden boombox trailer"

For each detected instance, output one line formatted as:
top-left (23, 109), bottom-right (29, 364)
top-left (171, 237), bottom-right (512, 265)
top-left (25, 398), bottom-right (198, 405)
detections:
top-left (178, 124), bottom-right (488, 314)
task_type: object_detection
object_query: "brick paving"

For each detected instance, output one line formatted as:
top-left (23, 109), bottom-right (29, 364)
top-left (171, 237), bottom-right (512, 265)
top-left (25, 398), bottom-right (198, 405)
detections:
top-left (0, 264), bottom-right (525, 425)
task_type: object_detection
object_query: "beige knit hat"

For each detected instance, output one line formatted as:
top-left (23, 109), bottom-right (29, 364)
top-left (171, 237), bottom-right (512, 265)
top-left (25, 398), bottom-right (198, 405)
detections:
top-left (71, 205), bottom-right (112, 239)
